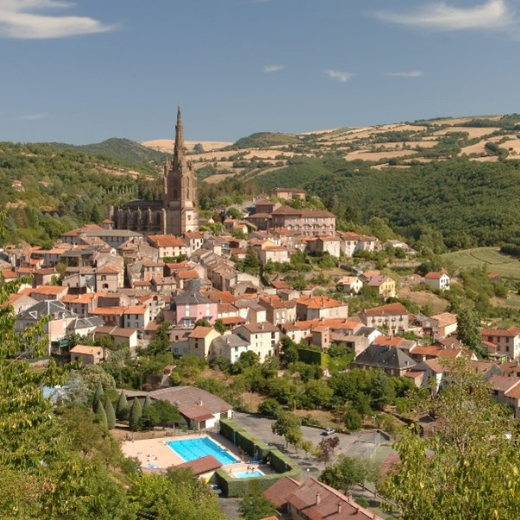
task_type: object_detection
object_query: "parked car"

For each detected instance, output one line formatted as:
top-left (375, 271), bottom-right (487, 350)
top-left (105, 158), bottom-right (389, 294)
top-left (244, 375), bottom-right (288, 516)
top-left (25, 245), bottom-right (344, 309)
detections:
top-left (210, 484), bottom-right (222, 495)
top-left (321, 428), bottom-right (336, 436)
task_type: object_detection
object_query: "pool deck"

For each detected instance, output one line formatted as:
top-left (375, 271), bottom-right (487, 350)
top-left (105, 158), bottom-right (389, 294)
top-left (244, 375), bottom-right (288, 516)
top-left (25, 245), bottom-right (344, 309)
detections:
top-left (122, 432), bottom-right (263, 471)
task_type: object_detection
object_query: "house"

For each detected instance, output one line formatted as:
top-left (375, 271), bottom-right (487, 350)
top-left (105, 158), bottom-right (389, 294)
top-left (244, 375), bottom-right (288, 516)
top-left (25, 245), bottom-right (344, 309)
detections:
top-left (147, 235), bottom-right (190, 259)
top-left (88, 325), bottom-right (139, 349)
top-left (269, 187), bottom-right (306, 201)
top-left (256, 241), bottom-right (290, 265)
top-left (360, 303), bottom-right (409, 335)
top-left (16, 300), bottom-right (77, 356)
top-left (336, 276), bottom-right (363, 294)
top-left (270, 206), bottom-right (336, 237)
top-left (210, 333), bottom-right (251, 363)
top-left (263, 476), bottom-right (383, 520)
top-left (124, 386), bottom-right (233, 430)
top-left (481, 326), bottom-right (520, 360)
top-left (70, 345), bottom-right (107, 365)
top-left (166, 291), bottom-right (218, 326)
top-left (363, 275), bottom-right (396, 299)
top-left (488, 375), bottom-right (520, 418)
top-left (30, 285), bottom-right (69, 302)
top-left (430, 312), bottom-right (458, 339)
top-left (296, 295), bottom-right (348, 321)
top-left (424, 272), bottom-right (450, 291)
top-left (123, 305), bottom-right (150, 335)
top-left (350, 344), bottom-right (416, 377)
top-left (259, 296), bottom-right (297, 326)
top-left (188, 326), bottom-right (221, 359)
top-left (89, 306), bottom-right (126, 328)
top-left (339, 232), bottom-right (380, 257)
top-left (315, 236), bottom-right (341, 258)
top-left (234, 322), bottom-right (280, 361)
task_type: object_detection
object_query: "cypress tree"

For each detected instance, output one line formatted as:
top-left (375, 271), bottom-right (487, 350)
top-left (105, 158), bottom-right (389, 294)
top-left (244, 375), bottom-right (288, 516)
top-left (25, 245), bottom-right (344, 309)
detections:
top-left (116, 391), bottom-right (129, 421)
top-left (105, 397), bottom-right (116, 430)
top-left (92, 382), bottom-right (104, 413)
top-left (96, 400), bottom-right (108, 430)
top-left (129, 398), bottom-right (142, 432)
top-left (143, 395), bottom-right (152, 411)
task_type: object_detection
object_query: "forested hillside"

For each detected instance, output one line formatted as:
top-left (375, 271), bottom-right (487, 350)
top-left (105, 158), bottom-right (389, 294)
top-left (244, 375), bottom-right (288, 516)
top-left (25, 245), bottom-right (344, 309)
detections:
top-left (306, 157), bottom-right (520, 250)
top-left (0, 142), bottom-right (162, 247)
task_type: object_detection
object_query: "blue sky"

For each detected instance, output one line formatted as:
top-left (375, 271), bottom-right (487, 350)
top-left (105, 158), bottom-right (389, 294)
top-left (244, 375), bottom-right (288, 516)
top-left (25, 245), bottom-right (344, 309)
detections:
top-left (1, 0), bottom-right (519, 144)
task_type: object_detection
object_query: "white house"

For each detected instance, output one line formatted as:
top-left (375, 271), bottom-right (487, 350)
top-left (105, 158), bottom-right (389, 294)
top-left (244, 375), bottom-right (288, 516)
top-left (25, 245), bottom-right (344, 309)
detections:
top-left (424, 272), bottom-right (450, 291)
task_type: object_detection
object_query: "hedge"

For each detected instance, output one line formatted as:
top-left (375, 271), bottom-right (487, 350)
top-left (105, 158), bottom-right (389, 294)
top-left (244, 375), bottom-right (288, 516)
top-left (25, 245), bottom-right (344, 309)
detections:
top-left (298, 347), bottom-right (329, 367)
top-left (220, 419), bottom-right (270, 459)
top-left (217, 419), bottom-right (301, 497)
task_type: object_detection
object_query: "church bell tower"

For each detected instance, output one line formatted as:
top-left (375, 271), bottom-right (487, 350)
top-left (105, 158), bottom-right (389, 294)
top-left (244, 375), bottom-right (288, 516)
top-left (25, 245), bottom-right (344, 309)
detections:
top-left (163, 107), bottom-right (199, 235)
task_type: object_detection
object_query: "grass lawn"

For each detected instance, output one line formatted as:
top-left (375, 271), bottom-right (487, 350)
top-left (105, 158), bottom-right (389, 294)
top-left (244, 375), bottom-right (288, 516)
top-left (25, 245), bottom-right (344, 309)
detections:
top-left (443, 247), bottom-right (520, 279)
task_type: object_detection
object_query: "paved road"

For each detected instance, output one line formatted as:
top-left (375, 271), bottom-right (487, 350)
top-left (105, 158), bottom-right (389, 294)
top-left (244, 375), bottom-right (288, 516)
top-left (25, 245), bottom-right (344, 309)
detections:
top-left (232, 412), bottom-right (390, 475)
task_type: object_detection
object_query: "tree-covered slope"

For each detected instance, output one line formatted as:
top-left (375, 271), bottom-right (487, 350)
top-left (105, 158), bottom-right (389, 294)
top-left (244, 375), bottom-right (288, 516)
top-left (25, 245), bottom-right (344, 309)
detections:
top-left (53, 138), bottom-right (168, 174)
top-left (306, 157), bottom-right (520, 249)
top-left (0, 142), bottom-right (162, 247)
top-left (228, 132), bottom-right (299, 150)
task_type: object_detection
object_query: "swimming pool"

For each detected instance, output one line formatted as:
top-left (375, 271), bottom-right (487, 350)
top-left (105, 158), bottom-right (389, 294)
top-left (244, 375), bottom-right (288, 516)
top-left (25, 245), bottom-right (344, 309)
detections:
top-left (166, 437), bottom-right (239, 465)
top-left (235, 470), bottom-right (264, 478)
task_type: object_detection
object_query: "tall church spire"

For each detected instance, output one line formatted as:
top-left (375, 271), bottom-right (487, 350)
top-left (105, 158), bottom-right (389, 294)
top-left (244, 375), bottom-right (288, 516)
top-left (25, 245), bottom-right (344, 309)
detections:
top-left (174, 105), bottom-right (184, 157)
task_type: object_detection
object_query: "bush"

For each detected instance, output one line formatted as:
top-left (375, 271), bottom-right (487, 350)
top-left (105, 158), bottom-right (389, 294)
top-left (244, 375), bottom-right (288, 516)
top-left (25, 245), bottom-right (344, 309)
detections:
top-left (345, 409), bottom-right (362, 432)
top-left (258, 398), bottom-right (282, 418)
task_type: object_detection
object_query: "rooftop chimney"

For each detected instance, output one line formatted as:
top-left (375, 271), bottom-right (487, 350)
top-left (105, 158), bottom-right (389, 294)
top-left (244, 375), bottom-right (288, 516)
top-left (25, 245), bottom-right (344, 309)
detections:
top-left (316, 493), bottom-right (321, 505)
top-left (337, 503), bottom-right (342, 513)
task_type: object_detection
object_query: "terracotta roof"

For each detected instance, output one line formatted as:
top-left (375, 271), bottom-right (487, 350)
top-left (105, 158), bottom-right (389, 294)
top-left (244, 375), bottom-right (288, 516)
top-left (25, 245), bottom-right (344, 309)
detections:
top-left (148, 235), bottom-right (187, 247)
top-left (297, 295), bottom-right (344, 309)
top-left (177, 270), bottom-right (199, 279)
top-left (124, 305), bottom-right (146, 315)
top-left (70, 345), bottom-right (104, 356)
top-left (177, 455), bottom-right (222, 475)
top-left (90, 306), bottom-right (127, 315)
top-left (489, 375), bottom-right (519, 392)
top-left (30, 286), bottom-right (67, 296)
top-left (424, 271), bottom-right (448, 280)
top-left (481, 326), bottom-right (520, 338)
top-left (220, 316), bottom-right (246, 325)
top-left (263, 476), bottom-right (301, 508)
top-left (188, 326), bottom-right (215, 339)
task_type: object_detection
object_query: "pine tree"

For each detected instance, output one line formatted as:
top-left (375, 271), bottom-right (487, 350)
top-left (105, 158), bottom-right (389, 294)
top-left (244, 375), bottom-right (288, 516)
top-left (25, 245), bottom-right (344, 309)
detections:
top-left (95, 400), bottom-right (108, 430)
top-left (116, 391), bottom-right (129, 421)
top-left (105, 398), bottom-right (116, 430)
top-left (129, 398), bottom-right (143, 432)
top-left (92, 382), bottom-right (104, 413)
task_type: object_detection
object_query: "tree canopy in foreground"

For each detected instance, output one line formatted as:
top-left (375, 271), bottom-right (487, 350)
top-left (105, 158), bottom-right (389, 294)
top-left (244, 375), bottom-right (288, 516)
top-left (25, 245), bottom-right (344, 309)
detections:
top-left (383, 358), bottom-right (520, 519)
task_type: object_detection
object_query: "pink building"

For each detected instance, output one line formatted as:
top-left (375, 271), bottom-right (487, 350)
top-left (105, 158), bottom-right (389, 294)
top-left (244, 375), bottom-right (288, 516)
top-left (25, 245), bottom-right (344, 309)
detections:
top-left (165, 291), bottom-right (218, 326)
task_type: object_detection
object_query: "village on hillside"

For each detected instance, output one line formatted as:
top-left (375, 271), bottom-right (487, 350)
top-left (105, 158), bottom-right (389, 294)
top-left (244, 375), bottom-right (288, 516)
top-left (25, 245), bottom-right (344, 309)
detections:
top-left (3, 112), bottom-right (520, 520)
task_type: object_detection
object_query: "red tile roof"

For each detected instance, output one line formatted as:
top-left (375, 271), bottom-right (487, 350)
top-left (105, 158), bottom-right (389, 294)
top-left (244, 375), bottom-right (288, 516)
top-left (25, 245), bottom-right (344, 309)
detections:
top-left (178, 455), bottom-right (222, 475)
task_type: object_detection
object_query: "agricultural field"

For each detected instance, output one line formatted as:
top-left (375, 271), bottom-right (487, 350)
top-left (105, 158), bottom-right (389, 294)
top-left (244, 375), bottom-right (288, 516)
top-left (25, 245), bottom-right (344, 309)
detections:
top-left (443, 247), bottom-right (520, 279)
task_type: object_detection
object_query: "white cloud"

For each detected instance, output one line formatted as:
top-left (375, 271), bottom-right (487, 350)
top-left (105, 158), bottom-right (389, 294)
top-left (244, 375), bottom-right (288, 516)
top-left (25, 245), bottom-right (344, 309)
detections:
top-left (386, 70), bottom-right (425, 78)
top-left (324, 70), bottom-right (355, 83)
top-left (0, 0), bottom-right (117, 39)
top-left (263, 64), bottom-right (285, 73)
top-left (20, 113), bottom-right (49, 120)
top-left (375, 0), bottom-right (515, 32)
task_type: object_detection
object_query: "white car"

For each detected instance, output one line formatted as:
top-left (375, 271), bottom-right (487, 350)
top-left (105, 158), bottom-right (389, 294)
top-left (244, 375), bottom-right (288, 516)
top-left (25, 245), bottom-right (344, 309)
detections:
top-left (321, 428), bottom-right (336, 436)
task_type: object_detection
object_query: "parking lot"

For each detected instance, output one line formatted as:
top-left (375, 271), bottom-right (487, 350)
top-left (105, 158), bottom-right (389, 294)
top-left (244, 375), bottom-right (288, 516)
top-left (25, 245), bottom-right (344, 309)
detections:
top-left (232, 412), bottom-right (394, 475)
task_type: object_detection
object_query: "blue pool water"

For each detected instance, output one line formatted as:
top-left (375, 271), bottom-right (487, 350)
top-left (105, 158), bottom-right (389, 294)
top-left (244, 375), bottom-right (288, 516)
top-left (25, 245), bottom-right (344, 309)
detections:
top-left (166, 437), bottom-right (238, 465)
top-left (235, 471), bottom-right (264, 478)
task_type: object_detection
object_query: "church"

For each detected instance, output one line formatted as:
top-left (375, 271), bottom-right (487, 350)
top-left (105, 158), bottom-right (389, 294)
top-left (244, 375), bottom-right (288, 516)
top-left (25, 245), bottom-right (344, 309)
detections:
top-left (108, 108), bottom-right (199, 235)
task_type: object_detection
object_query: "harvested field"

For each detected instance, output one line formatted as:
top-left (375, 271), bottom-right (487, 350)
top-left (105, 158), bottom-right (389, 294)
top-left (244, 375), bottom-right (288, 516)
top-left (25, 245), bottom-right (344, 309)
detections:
top-left (141, 139), bottom-right (232, 153)
top-left (432, 127), bottom-right (495, 138)
top-left (442, 247), bottom-right (520, 279)
top-left (345, 150), bottom-right (418, 161)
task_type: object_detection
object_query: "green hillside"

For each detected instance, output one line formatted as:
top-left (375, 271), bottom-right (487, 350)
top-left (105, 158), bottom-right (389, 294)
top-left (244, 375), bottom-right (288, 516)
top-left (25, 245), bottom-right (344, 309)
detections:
top-left (0, 142), bottom-right (162, 247)
top-left (54, 138), bottom-right (168, 174)
top-left (228, 132), bottom-right (299, 150)
top-left (306, 156), bottom-right (520, 250)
